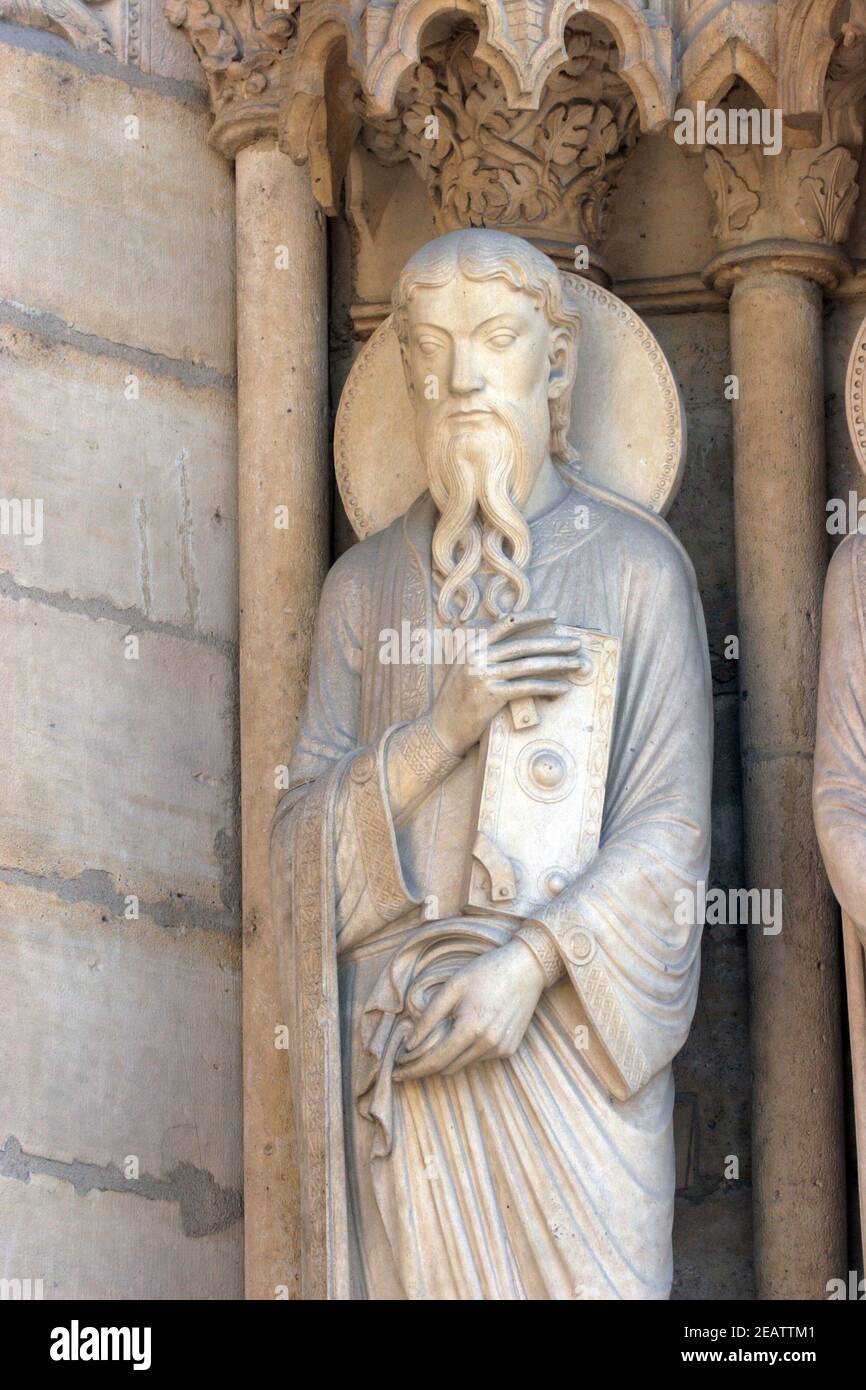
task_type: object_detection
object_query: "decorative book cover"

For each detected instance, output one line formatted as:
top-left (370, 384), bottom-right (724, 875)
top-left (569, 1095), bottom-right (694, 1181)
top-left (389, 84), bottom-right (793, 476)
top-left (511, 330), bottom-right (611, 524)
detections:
top-left (463, 626), bottom-right (620, 922)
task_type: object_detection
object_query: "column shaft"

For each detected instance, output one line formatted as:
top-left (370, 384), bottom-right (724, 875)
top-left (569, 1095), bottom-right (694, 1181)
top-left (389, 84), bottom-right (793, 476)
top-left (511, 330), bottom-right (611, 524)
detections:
top-left (728, 268), bottom-right (845, 1297)
top-left (235, 139), bottom-right (329, 1299)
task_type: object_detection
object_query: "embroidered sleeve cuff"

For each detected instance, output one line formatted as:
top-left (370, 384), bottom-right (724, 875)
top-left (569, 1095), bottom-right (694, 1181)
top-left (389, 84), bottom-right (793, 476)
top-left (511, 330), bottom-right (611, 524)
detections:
top-left (387, 714), bottom-right (462, 787)
top-left (346, 735), bottom-right (422, 924)
top-left (526, 903), bottom-right (652, 1099)
top-left (516, 922), bottom-right (565, 987)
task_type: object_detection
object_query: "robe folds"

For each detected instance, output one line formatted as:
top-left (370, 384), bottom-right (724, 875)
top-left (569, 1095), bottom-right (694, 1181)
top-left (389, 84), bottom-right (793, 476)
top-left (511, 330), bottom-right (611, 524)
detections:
top-left (814, 532), bottom-right (866, 945)
top-left (813, 532), bottom-right (866, 1244)
top-left (271, 478), bottom-right (713, 1301)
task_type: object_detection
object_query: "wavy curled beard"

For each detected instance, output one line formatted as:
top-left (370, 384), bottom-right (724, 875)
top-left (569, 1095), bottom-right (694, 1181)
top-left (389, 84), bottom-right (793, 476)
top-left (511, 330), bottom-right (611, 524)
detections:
top-left (423, 404), bottom-right (533, 625)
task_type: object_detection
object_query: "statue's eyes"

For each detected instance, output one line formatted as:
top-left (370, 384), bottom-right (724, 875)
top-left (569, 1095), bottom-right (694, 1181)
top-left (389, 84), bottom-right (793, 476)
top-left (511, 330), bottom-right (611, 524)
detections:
top-left (416, 337), bottom-right (443, 356)
top-left (486, 331), bottom-right (517, 350)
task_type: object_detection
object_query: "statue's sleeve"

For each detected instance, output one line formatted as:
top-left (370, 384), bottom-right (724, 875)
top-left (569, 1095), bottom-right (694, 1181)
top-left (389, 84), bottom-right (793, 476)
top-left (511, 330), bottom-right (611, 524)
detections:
top-left (272, 550), bottom-right (423, 953)
top-left (270, 550), bottom-right (438, 1296)
top-left (518, 539), bottom-right (713, 1102)
top-left (814, 535), bottom-right (866, 941)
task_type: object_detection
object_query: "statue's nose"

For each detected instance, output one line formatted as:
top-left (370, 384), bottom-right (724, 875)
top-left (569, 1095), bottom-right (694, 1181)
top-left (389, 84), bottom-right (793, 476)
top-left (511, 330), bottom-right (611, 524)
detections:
top-left (449, 345), bottom-right (484, 395)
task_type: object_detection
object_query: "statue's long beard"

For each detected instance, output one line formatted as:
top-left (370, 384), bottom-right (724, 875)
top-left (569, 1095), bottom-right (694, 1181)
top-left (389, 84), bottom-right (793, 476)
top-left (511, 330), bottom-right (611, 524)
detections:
top-left (423, 405), bottom-right (533, 625)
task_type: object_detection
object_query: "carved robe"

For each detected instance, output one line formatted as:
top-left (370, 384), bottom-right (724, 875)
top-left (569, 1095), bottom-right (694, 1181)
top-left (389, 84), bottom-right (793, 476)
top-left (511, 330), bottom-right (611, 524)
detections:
top-left (814, 532), bottom-right (866, 1240)
top-left (271, 479), bottom-right (713, 1300)
top-left (815, 532), bottom-right (866, 943)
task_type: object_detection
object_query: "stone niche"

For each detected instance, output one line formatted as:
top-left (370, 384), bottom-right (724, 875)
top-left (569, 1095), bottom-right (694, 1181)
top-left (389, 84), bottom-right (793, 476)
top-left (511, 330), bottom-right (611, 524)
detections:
top-left (3, 0), bottom-right (866, 1303)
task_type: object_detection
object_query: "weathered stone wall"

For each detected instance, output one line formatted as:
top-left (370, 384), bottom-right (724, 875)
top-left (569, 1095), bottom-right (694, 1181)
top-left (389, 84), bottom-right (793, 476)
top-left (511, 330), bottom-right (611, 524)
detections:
top-left (0, 20), bottom-right (243, 1298)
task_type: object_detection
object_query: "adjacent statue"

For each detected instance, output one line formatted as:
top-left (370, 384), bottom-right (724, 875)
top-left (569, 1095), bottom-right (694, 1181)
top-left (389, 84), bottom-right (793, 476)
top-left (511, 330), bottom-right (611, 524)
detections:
top-left (271, 229), bottom-right (713, 1300)
top-left (814, 531), bottom-right (866, 1243)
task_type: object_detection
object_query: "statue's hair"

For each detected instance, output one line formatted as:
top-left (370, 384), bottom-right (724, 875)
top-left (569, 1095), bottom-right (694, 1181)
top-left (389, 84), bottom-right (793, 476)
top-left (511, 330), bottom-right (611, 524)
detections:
top-left (392, 229), bottom-right (581, 465)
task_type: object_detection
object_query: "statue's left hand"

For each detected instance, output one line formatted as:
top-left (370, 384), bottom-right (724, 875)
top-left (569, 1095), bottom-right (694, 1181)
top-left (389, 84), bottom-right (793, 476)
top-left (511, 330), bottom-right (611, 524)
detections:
top-left (392, 938), bottom-right (546, 1082)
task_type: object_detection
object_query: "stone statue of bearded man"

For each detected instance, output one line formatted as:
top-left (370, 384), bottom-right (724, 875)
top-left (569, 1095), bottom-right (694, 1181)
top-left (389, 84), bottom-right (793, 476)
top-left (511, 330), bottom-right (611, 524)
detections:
top-left (271, 229), bottom-right (713, 1301)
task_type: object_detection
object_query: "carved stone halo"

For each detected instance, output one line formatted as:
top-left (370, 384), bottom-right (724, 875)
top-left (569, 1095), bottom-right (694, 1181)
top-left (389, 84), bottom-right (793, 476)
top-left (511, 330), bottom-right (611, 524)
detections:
top-left (334, 273), bottom-right (686, 539)
top-left (845, 312), bottom-right (866, 480)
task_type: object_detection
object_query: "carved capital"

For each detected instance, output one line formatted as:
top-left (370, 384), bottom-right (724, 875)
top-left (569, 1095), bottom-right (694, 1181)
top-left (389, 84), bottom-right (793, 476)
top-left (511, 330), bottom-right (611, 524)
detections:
top-left (702, 138), bottom-right (860, 275)
top-left (165, 0), bottom-right (300, 157)
top-left (699, 56), bottom-right (863, 284)
top-left (281, 0), bottom-right (674, 227)
top-left (361, 24), bottom-right (639, 277)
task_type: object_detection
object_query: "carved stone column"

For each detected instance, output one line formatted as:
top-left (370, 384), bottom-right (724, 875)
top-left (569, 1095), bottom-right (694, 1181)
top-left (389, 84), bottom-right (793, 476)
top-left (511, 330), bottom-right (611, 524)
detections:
top-left (700, 71), bottom-right (865, 1295)
top-left (167, 0), bottom-right (329, 1299)
top-left (719, 255), bottom-right (845, 1300)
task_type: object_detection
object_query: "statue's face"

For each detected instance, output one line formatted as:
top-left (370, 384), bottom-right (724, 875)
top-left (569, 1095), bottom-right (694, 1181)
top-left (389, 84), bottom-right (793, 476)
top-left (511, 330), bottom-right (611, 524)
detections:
top-left (403, 273), bottom-right (556, 503)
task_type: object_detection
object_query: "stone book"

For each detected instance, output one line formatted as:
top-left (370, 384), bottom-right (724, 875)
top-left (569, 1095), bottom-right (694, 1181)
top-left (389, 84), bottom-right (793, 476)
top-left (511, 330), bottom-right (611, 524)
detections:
top-left (463, 626), bottom-right (620, 922)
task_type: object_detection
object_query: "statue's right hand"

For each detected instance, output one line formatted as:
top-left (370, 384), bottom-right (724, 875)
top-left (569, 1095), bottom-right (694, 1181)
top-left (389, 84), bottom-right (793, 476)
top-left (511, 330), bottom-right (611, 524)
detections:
top-left (430, 610), bottom-right (585, 758)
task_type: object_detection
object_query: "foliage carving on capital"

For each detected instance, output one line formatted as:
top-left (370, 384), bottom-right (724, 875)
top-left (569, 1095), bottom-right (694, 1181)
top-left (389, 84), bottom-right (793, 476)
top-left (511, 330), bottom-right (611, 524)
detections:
top-left (702, 148), bottom-right (761, 241)
top-left (702, 134), bottom-right (860, 254)
top-left (282, 0), bottom-right (675, 205)
top-left (361, 25), bottom-right (638, 257)
top-left (166, 0), bottom-right (299, 151)
top-left (795, 145), bottom-right (860, 241)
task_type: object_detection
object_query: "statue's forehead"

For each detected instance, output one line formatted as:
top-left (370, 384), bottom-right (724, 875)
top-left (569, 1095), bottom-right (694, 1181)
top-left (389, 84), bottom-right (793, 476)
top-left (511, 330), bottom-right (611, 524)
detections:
top-left (405, 273), bottom-right (540, 326)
